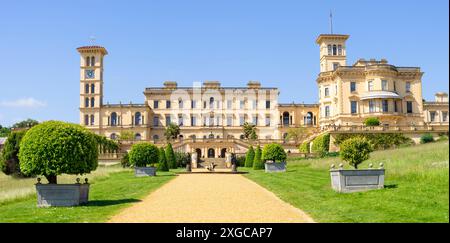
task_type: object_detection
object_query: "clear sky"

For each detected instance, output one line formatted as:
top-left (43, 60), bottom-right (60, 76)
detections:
top-left (0, 0), bottom-right (448, 126)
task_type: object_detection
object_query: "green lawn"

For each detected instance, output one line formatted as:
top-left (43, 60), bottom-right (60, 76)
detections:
top-left (241, 141), bottom-right (449, 223)
top-left (0, 170), bottom-right (177, 222)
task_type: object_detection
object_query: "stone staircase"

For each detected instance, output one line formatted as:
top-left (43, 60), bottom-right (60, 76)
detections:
top-left (198, 158), bottom-right (228, 169)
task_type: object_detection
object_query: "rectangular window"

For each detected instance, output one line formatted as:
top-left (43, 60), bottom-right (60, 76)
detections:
top-left (266, 100), bottom-right (270, 109)
top-left (90, 115), bottom-right (94, 125)
top-left (382, 100), bottom-right (388, 112)
top-left (178, 115), bottom-right (183, 126)
top-left (338, 45), bottom-right (342, 55)
top-left (394, 101), bottom-right (398, 112)
top-left (369, 100), bottom-right (375, 113)
top-left (239, 116), bottom-right (245, 126)
top-left (252, 116), bottom-right (258, 126)
top-left (324, 87), bottom-right (330, 97)
top-left (265, 115), bottom-right (270, 126)
top-left (368, 80), bottom-right (374, 91)
top-left (325, 106), bottom-right (330, 117)
top-left (252, 100), bottom-right (257, 109)
top-left (406, 101), bottom-right (413, 113)
top-left (84, 115), bottom-right (89, 125)
top-left (166, 100), bottom-right (171, 109)
top-left (350, 82), bottom-right (356, 92)
top-left (153, 116), bottom-right (159, 127)
top-left (393, 81), bottom-right (396, 91)
top-left (216, 116), bottom-right (220, 126)
top-left (443, 112), bottom-right (448, 122)
top-left (191, 100), bottom-right (196, 109)
top-left (165, 115), bottom-right (171, 125)
top-left (154, 100), bottom-right (159, 109)
top-left (406, 82), bottom-right (411, 92)
top-left (227, 116), bottom-right (233, 126)
top-left (351, 101), bottom-right (357, 114)
top-left (227, 100), bottom-right (232, 109)
top-left (333, 62), bottom-right (339, 70)
top-left (240, 100), bottom-right (245, 109)
top-left (191, 116), bottom-right (196, 126)
top-left (430, 111), bottom-right (436, 122)
top-left (382, 80), bottom-right (388, 91)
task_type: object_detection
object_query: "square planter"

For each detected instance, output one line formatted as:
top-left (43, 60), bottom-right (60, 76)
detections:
top-left (264, 161), bottom-right (286, 173)
top-left (36, 183), bottom-right (90, 207)
top-left (330, 169), bottom-right (385, 193)
top-left (135, 166), bottom-right (156, 177)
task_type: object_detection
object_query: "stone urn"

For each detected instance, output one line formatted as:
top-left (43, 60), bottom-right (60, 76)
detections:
top-left (35, 178), bottom-right (90, 207)
top-left (225, 152), bottom-right (232, 168)
top-left (134, 166), bottom-right (157, 177)
top-left (330, 163), bottom-right (385, 193)
top-left (191, 153), bottom-right (198, 168)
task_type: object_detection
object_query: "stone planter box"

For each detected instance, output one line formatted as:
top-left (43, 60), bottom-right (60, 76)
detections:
top-left (135, 166), bottom-right (156, 177)
top-left (264, 161), bottom-right (286, 173)
top-left (36, 183), bottom-right (89, 207)
top-left (330, 168), bottom-right (385, 193)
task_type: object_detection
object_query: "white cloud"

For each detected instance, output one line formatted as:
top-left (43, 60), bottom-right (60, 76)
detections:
top-left (0, 98), bottom-right (47, 108)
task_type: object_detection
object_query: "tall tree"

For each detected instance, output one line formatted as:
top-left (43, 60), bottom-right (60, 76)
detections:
top-left (253, 145), bottom-right (264, 170)
top-left (0, 130), bottom-right (28, 177)
top-left (164, 123), bottom-right (180, 141)
top-left (157, 147), bottom-right (169, 172)
top-left (286, 127), bottom-right (310, 144)
top-left (243, 122), bottom-right (257, 139)
top-left (0, 125), bottom-right (11, 137)
top-left (244, 146), bottom-right (255, 168)
top-left (12, 119), bottom-right (39, 129)
top-left (165, 143), bottom-right (177, 169)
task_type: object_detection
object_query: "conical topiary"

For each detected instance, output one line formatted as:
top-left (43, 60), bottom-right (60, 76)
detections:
top-left (165, 143), bottom-right (177, 169)
top-left (244, 146), bottom-right (255, 168)
top-left (157, 147), bottom-right (169, 172)
top-left (253, 145), bottom-right (264, 170)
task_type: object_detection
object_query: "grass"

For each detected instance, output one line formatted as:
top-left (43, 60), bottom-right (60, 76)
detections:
top-left (241, 141), bottom-right (449, 222)
top-left (0, 169), bottom-right (177, 222)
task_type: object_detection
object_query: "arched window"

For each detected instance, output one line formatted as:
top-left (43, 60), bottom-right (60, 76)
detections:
top-left (91, 84), bottom-right (95, 94)
top-left (305, 112), bottom-right (313, 125)
top-left (327, 45), bottom-right (332, 55)
top-left (135, 133), bottom-right (142, 140)
top-left (91, 56), bottom-right (95, 66)
top-left (85, 97), bottom-right (89, 107)
top-left (110, 133), bottom-right (117, 140)
top-left (84, 114), bottom-right (89, 125)
top-left (86, 56), bottom-right (90, 66)
top-left (90, 115), bottom-right (95, 125)
top-left (338, 45), bottom-right (342, 55)
top-left (209, 97), bottom-right (214, 109)
top-left (111, 112), bottom-right (117, 126)
top-left (90, 97), bottom-right (95, 107)
top-left (332, 45), bottom-right (337, 55)
top-left (134, 112), bottom-right (141, 125)
top-left (209, 133), bottom-right (214, 139)
top-left (282, 112), bottom-right (290, 126)
top-left (153, 135), bottom-right (159, 140)
top-left (85, 84), bottom-right (89, 94)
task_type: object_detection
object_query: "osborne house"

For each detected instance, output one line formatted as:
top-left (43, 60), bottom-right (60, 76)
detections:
top-left (78, 32), bottom-right (449, 163)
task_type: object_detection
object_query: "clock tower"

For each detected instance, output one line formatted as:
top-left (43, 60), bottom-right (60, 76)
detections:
top-left (77, 45), bottom-right (108, 129)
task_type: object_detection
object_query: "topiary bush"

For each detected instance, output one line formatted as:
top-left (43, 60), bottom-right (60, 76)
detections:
top-left (299, 142), bottom-right (310, 153)
top-left (0, 130), bottom-right (28, 177)
top-left (165, 143), bottom-right (177, 169)
top-left (128, 142), bottom-right (159, 168)
top-left (18, 121), bottom-right (98, 184)
top-left (253, 145), bottom-right (264, 170)
top-left (364, 117), bottom-right (380, 126)
top-left (261, 143), bottom-right (287, 163)
top-left (311, 133), bottom-right (330, 157)
top-left (420, 133), bottom-right (434, 144)
top-left (245, 146), bottom-right (255, 167)
top-left (339, 137), bottom-right (373, 169)
top-left (157, 147), bottom-right (169, 172)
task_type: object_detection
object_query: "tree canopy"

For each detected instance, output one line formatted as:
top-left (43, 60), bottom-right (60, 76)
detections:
top-left (164, 123), bottom-right (180, 141)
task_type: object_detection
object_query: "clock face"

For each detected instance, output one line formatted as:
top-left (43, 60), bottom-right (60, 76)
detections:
top-left (85, 70), bottom-right (95, 79)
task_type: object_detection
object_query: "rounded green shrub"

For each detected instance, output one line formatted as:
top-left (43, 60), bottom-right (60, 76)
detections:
top-left (18, 121), bottom-right (98, 184)
top-left (364, 117), bottom-right (380, 126)
top-left (299, 142), bottom-right (309, 153)
top-left (311, 133), bottom-right (330, 157)
top-left (262, 143), bottom-right (287, 163)
top-left (245, 146), bottom-right (255, 167)
top-left (420, 133), bottom-right (434, 144)
top-left (339, 137), bottom-right (373, 169)
top-left (165, 143), bottom-right (177, 169)
top-left (253, 146), bottom-right (264, 170)
top-left (157, 147), bottom-right (169, 172)
top-left (128, 142), bottom-right (159, 167)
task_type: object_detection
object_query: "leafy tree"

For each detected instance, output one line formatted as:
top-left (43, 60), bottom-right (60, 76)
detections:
top-left (119, 131), bottom-right (134, 140)
top-left (164, 123), bottom-right (180, 141)
top-left (128, 142), bottom-right (159, 167)
top-left (175, 152), bottom-right (191, 167)
top-left (0, 130), bottom-right (28, 177)
top-left (262, 143), bottom-right (287, 163)
top-left (339, 137), bottom-right (373, 169)
top-left (242, 122), bottom-right (256, 139)
top-left (0, 125), bottom-right (11, 137)
top-left (165, 143), bottom-right (177, 169)
top-left (311, 133), bottom-right (330, 157)
top-left (364, 117), bottom-right (380, 126)
top-left (253, 145), bottom-right (264, 170)
top-left (299, 142), bottom-right (310, 153)
top-left (18, 121), bottom-right (98, 184)
top-left (286, 127), bottom-right (309, 144)
top-left (244, 146), bottom-right (255, 167)
top-left (157, 147), bottom-right (169, 172)
top-left (12, 119), bottom-right (39, 129)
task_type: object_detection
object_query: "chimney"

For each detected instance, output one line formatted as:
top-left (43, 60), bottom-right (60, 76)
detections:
top-left (163, 81), bottom-right (178, 89)
top-left (247, 81), bottom-right (261, 89)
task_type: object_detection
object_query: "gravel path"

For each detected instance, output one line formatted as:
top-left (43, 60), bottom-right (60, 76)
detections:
top-left (108, 174), bottom-right (314, 223)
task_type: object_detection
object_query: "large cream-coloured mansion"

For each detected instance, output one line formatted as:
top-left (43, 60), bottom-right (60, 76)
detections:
top-left (78, 33), bottom-right (448, 157)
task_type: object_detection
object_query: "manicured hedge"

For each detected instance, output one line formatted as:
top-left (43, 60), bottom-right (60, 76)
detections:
top-left (245, 146), bottom-right (255, 167)
top-left (128, 142), bottom-right (159, 167)
top-left (364, 117), bottom-right (380, 126)
top-left (262, 143), bottom-right (287, 163)
top-left (311, 133), bottom-right (330, 157)
top-left (157, 147), bottom-right (169, 171)
top-left (165, 143), bottom-right (176, 169)
top-left (420, 133), bottom-right (434, 144)
top-left (0, 130), bottom-right (28, 177)
top-left (334, 133), bottom-right (413, 150)
top-left (253, 146), bottom-right (264, 170)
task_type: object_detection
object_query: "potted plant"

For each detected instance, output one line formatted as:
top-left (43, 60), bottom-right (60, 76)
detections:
top-left (18, 121), bottom-right (98, 207)
top-left (262, 143), bottom-right (287, 172)
top-left (330, 137), bottom-right (384, 193)
top-left (129, 142), bottom-right (159, 176)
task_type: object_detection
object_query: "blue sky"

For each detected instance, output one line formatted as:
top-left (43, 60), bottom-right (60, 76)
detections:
top-left (0, 0), bottom-right (448, 126)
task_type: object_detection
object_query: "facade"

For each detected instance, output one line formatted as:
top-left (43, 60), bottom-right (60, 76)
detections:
top-left (78, 32), bottom-right (448, 158)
